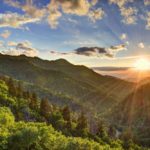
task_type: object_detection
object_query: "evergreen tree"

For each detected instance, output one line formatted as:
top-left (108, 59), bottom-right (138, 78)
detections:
top-left (7, 78), bottom-right (17, 97)
top-left (108, 125), bottom-right (116, 138)
top-left (76, 112), bottom-right (88, 137)
top-left (62, 106), bottom-right (71, 122)
top-left (29, 92), bottom-right (38, 110)
top-left (40, 98), bottom-right (51, 120)
top-left (16, 81), bottom-right (23, 98)
top-left (96, 121), bottom-right (108, 140)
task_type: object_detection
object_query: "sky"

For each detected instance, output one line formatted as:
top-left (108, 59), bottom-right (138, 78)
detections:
top-left (0, 0), bottom-right (150, 67)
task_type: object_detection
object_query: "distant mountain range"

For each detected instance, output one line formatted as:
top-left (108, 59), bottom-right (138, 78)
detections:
top-left (92, 67), bottom-right (131, 71)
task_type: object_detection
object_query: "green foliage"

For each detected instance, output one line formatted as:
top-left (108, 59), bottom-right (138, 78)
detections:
top-left (0, 76), bottom-right (146, 149)
top-left (0, 117), bottom-right (122, 150)
top-left (0, 107), bottom-right (14, 127)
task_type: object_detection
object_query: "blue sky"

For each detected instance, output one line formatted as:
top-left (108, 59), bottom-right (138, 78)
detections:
top-left (0, 0), bottom-right (150, 67)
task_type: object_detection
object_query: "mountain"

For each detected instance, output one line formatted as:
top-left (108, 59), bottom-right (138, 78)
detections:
top-left (0, 54), bottom-right (134, 115)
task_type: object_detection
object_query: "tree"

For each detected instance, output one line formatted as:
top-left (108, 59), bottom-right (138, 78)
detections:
top-left (40, 98), bottom-right (51, 120)
top-left (62, 106), bottom-right (71, 122)
top-left (29, 93), bottom-right (38, 110)
top-left (0, 107), bottom-right (14, 127)
top-left (76, 112), bottom-right (88, 137)
top-left (96, 121), bottom-right (108, 142)
top-left (16, 81), bottom-right (23, 98)
top-left (108, 125), bottom-right (116, 138)
top-left (7, 78), bottom-right (17, 97)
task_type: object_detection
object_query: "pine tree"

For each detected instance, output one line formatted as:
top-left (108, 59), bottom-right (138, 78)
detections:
top-left (40, 98), bottom-right (51, 120)
top-left (96, 121), bottom-right (107, 139)
top-left (77, 112), bottom-right (88, 130)
top-left (29, 92), bottom-right (38, 110)
top-left (62, 106), bottom-right (71, 122)
top-left (62, 106), bottom-right (71, 129)
top-left (16, 81), bottom-right (23, 98)
top-left (7, 77), bottom-right (17, 97)
top-left (108, 125), bottom-right (116, 138)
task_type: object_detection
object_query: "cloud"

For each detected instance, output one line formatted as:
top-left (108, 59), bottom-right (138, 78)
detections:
top-left (138, 42), bottom-right (145, 49)
top-left (108, 44), bottom-right (127, 52)
top-left (74, 47), bottom-right (107, 56)
top-left (0, 12), bottom-right (39, 28)
top-left (109, 0), bottom-right (137, 25)
top-left (109, 0), bottom-right (133, 7)
top-left (47, 8), bottom-right (62, 29)
top-left (126, 41), bottom-right (129, 45)
top-left (5, 0), bottom-right (104, 29)
top-left (120, 33), bottom-right (127, 40)
top-left (88, 8), bottom-right (105, 22)
top-left (144, 0), bottom-right (150, 6)
top-left (50, 44), bottom-right (126, 58)
top-left (91, 0), bottom-right (98, 6)
top-left (120, 7), bottom-right (137, 24)
top-left (146, 11), bottom-right (150, 30)
top-left (46, 0), bottom-right (105, 28)
top-left (0, 41), bottom-right (4, 47)
top-left (2, 40), bottom-right (38, 57)
top-left (7, 41), bottom-right (17, 46)
top-left (56, 0), bottom-right (91, 16)
top-left (0, 30), bottom-right (11, 39)
top-left (63, 39), bottom-right (98, 46)
top-left (5, 0), bottom-right (46, 18)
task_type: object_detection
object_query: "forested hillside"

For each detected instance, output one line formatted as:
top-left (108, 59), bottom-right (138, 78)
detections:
top-left (0, 76), bottom-right (143, 150)
top-left (0, 54), bottom-right (134, 115)
top-left (0, 54), bottom-right (150, 149)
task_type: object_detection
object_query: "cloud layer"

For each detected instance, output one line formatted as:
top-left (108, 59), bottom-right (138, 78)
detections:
top-left (1, 0), bottom-right (149, 30)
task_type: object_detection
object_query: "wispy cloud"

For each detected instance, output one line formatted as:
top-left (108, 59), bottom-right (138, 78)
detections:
top-left (144, 0), bottom-right (150, 6)
top-left (2, 40), bottom-right (38, 57)
top-left (0, 30), bottom-right (11, 39)
top-left (138, 42), bottom-right (145, 49)
top-left (0, 12), bottom-right (39, 28)
top-left (109, 0), bottom-right (138, 25)
top-left (120, 33), bottom-right (127, 40)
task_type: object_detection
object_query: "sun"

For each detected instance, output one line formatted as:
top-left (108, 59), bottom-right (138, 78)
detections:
top-left (134, 58), bottom-right (150, 71)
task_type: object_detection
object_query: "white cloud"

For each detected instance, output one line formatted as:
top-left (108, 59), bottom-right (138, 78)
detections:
top-left (47, 0), bottom-right (105, 28)
top-left (0, 41), bottom-right (4, 47)
top-left (126, 41), bottom-right (129, 45)
top-left (2, 40), bottom-right (38, 57)
top-left (146, 11), bottom-right (150, 30)
top-left (88, 8), bottom-right (105, 22)
top-left (4, 0), bottom-right (104, 28)
top-left (144, 0), bottom-right (150, 6)
top-left (120, 33), bottom-right (127, 40)
top-left (5, 0), bottom-right (46, 18)
top-left (0, 12), bottom-right (39, 28)
top-left (0, 30), bottom-right (11, 39)
top-left (138, 42), bottom-right (145, 49)
top-left (120, 7), bottom-right (138, 24)
top-left (91, 0), bottom-right (98, 6)
top-left (109, 0), bottom-right (137, 25)
top-left (108, 44), bottom-right (127, 52)
top-left (109, 0), bottom-right (133, 7)
top-left (7, 41), bottom-right (17, 46)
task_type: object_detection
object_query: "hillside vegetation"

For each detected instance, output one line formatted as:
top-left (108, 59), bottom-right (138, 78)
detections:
top-left (0, 76), bottom-right (143, 150)
top-left (0, 54), bottom-right (134, 115)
